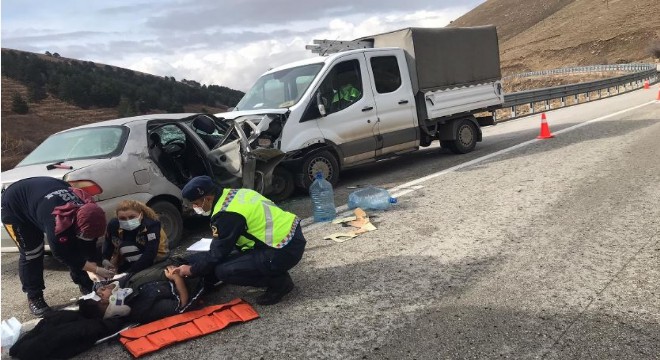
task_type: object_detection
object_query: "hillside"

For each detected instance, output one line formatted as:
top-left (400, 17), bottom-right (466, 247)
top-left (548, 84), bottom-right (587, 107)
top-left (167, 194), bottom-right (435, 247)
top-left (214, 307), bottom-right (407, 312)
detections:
top-left (1, 48), bottom-right (241, 170)
top-left (450, 0), bottom-right (660, 74)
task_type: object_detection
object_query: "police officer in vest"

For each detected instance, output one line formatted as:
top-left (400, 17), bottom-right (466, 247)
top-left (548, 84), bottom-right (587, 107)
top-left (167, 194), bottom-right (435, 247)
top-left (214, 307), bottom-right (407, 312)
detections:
top-left (174, 176), bottom-right (306, 305)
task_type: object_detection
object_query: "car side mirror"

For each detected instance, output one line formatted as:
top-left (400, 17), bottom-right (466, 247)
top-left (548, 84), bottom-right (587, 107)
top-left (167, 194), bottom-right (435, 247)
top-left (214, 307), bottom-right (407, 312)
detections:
top-left (316, 92), bottom-right (326, 117)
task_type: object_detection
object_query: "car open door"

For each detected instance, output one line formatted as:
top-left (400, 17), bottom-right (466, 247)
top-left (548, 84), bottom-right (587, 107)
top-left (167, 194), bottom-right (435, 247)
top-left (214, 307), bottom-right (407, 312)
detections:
top-left (196, 114), bottom-right (284, 194)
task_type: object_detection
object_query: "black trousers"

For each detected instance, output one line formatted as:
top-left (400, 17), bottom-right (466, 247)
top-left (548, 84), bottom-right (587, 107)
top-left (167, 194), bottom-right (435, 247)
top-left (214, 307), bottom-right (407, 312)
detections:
top-left (2, 220), bottom-right (93, 299)
top-left (209, 225), bottom-right (306, 289)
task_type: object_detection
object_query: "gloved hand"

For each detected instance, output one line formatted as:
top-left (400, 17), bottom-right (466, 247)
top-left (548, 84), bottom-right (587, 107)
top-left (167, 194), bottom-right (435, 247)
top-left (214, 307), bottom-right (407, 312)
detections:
top-left (102, 259), bottom-right (116, 271)
top-left (95, 266), bottom-right (116, 279)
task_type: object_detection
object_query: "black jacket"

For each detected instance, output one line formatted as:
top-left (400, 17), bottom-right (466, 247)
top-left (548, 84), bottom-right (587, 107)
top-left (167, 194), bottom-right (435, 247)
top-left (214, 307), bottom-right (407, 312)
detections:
top-left (9, 310), bottom-right (125, 360)
top-left (0, 177), bottom-right (96, 269)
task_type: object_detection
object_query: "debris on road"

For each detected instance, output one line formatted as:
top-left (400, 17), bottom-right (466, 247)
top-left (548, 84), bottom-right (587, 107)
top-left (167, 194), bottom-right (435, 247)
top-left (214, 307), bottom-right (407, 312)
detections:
top-left (324, 208), bottom-right (377, 243)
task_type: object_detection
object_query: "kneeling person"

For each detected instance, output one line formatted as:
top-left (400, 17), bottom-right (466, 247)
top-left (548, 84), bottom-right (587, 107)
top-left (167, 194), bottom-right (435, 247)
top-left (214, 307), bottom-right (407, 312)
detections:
top-left (175, 176), bottom-right (306, 305)
top-left (102, 200), bottom-right (169, 276)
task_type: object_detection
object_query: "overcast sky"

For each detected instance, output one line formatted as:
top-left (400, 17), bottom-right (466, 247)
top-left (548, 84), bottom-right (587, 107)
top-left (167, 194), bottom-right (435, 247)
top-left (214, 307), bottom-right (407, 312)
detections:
top-left (1, 0), bottom-right (484, 91)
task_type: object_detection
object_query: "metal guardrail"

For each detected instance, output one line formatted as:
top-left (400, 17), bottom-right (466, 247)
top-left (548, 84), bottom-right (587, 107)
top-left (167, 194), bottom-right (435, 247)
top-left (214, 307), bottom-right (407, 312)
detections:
top-left (499, 64), bottom-right (658, 118)
top-left (502, 63), bottom-right (656, 79)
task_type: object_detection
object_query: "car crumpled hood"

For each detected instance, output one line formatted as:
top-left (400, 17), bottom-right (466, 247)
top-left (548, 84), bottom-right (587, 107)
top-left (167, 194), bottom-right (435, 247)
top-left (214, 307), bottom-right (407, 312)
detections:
top-left (1, 158), bottom-right (106, 189)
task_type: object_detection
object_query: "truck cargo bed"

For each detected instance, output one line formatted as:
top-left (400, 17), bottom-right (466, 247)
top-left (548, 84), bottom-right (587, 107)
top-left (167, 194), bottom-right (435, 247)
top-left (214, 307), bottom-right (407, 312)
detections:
top-left (423, 81), bottom-right (504, 120)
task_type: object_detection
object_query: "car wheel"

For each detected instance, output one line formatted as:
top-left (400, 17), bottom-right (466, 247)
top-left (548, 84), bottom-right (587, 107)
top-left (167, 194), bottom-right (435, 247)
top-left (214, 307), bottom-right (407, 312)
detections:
top-left (150, 200), bottom-right (183, 249)
top-left (268, 167), bottom-right (295, 202)
top-left (450, 119), bottom-right (477, 154)
top-left (301, 150), bottom-right (339, 191)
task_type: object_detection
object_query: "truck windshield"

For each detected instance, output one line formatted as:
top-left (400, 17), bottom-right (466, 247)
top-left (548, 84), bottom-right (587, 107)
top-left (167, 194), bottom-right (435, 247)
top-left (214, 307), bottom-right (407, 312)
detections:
top-left (235, 63), bottom-right (323, 111)
top-left (17, 126), bottom-right (128, 166)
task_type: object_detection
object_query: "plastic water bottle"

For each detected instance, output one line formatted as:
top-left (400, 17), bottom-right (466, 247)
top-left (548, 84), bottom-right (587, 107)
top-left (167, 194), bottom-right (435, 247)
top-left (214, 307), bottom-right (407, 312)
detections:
top-left (309, 172), bottom-right (336, 222)
top-left (348, 186), bottom-right (397, 211)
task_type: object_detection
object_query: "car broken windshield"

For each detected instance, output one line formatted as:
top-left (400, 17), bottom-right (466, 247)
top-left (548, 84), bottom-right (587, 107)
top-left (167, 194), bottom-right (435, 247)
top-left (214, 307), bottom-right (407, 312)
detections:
top-left (17, 126), bottom-right (128, 167)
top-left (235, 63), bottom-right (323, 111)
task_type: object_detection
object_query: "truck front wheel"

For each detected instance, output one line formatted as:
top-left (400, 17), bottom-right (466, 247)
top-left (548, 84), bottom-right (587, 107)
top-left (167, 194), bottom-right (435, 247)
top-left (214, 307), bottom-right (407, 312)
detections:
top-left (268, 167), bottom-right (295, 202)
top-left (450, 119), bottom-right (477, 154)
top-left (301, 150), bottom-right (339, 190)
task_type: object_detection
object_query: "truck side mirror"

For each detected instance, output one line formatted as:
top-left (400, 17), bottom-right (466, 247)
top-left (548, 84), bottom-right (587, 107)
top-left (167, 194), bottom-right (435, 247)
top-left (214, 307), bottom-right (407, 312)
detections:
top-left (316, 92), bottom-right (326, 117)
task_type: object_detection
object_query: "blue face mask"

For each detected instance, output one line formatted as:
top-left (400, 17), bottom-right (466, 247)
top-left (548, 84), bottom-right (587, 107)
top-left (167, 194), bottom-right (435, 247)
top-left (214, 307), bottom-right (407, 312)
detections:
top-left (119, 216), bottom-right (142, 231)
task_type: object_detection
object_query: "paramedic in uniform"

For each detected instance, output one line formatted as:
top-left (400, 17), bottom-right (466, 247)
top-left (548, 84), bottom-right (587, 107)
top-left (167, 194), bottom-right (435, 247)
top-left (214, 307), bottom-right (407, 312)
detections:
top-left (1, 177), bottom-right (113, 316)
top-left (174, 176), bottom-right (306, 305)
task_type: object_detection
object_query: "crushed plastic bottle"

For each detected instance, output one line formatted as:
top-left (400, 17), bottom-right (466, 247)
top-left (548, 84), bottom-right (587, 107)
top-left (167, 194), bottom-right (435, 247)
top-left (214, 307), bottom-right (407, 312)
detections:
top-left (1, 317), bottom-right (22, 351)
top-left (309, 172), bottom-right (336, 222)
top-left (347, 186), bottom-right (397, 211)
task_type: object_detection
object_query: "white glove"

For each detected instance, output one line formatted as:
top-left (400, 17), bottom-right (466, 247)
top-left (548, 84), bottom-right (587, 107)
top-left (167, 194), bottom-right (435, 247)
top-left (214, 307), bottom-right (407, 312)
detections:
top-left (95, 266), bottom-right (116, 279)
top-left (102, 259), bottom-right (116, 271)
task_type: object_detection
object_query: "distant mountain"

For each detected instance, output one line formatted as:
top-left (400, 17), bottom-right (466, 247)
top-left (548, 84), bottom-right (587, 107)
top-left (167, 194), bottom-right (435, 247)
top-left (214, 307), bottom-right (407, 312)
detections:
top-left (450, 0), bottom-right (660, 74)
top-left (1, 48), bottom-right (244, 169)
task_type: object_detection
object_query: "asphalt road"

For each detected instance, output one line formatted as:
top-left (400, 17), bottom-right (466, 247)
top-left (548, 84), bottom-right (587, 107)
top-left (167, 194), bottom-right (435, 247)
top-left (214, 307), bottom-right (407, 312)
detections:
top-left (1, 88), bottom-right (659, 359)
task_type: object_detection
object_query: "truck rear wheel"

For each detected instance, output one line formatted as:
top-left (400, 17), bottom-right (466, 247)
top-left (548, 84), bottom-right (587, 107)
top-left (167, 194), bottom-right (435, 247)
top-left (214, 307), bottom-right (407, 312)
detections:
top-left (301, 150), bottom-right (339, 190)
top-left (449, 119), bottom-right (477, 154)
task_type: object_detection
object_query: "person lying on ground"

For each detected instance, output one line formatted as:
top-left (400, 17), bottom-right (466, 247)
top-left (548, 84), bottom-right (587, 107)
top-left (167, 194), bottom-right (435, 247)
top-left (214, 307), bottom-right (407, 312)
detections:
top-left (78, 263), bottom-right (203, 324)
top-left (9, 262), bottom-right (205, 360)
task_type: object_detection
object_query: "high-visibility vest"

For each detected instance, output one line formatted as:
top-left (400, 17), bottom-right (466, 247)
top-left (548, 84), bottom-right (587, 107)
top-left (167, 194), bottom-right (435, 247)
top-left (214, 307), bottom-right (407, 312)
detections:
top-left (332, 84), bottom-right (361, 103)
top-left (212, 188), bottom-right (299, 250)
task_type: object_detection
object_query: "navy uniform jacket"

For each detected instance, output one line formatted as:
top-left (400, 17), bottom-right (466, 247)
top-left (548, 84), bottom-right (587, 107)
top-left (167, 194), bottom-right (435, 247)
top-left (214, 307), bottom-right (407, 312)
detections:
top-left (103, 217), bottom-right (169, 274)
top-left (1, 177), bottom-right (96, 269)
top-left (189, 195), bottom-right (247, 276)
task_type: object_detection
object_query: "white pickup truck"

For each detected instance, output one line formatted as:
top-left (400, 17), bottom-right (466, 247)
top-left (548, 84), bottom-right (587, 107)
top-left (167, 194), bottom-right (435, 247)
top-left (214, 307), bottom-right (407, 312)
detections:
top-left (220, 26), bottom-right (504, 201)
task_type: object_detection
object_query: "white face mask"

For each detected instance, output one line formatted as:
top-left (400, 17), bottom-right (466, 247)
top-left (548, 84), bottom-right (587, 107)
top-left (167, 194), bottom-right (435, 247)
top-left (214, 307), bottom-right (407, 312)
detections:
top-left (193, 198), bottom-right (211, 216)
top-left (119, 215), bottom-right (142, 231)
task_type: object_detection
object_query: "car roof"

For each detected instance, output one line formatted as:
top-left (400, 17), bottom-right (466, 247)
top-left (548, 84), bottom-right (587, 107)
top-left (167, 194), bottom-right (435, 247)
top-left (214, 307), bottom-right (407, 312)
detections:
top-left (68, 113), bottom-right (201, 130)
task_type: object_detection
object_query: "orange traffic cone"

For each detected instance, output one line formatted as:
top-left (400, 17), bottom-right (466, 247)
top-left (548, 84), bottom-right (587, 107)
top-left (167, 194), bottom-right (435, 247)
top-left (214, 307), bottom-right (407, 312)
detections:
top-left (657, 89), bottom-right (660, 101)
top-left (537, 113), bottom-right (554, 139)
top-left (643, 80), bottom-right (650, 89)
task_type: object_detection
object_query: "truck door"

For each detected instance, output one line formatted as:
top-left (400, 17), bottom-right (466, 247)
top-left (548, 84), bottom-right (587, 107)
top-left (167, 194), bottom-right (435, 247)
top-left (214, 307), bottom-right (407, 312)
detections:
top-left (314, 55), bottom-right (378, 166)
top-left (364, 51), bottom-right (417, 156)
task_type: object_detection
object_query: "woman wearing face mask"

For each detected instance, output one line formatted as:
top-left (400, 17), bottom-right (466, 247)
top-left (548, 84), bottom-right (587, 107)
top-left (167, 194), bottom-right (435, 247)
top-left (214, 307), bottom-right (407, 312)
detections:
top-left (102, 200), bottom-right (169, 276)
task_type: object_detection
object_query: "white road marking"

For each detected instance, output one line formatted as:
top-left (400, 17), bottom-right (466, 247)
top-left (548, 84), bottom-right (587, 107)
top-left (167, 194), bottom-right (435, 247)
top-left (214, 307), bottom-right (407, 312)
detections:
top-left (301, 100), bottom-right (657, 230)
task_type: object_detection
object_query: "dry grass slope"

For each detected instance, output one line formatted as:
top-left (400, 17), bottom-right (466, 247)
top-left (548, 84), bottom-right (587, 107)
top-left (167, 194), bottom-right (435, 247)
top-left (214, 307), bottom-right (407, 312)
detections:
top-left (1, 76), bottom-right (120, 169)
top-left (451, 0), bottom-right (660, 74)
top-left (1, 74), bottom-right (228, 170)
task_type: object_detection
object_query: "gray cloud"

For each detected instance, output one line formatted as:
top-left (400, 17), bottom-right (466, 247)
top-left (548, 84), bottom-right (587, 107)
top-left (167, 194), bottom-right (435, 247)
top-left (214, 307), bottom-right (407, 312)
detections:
top-left (145, 0), bottom-right (475, 31)
top-left (97, 2), bottom-right (168, 15)
top-left (155, 26), bottom-right (326, 50)
top-left (2, 30), bottom-right (107, 43)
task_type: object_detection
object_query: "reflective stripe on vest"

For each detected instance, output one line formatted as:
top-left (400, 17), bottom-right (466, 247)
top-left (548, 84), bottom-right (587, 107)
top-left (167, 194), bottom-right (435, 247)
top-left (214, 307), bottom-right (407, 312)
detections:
top-left (212, 189), bottom-right (299, 250)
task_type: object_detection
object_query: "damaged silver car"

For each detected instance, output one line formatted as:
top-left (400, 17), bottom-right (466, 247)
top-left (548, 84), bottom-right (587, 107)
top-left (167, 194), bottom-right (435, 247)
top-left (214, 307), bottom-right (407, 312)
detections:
top-left (0, 113), bottom-right (284, 251)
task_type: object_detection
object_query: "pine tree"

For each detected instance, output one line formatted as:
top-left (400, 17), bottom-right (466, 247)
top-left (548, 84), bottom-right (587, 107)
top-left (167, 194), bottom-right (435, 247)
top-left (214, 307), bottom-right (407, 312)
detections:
top-left (11, 93), bottom-right (29, 114)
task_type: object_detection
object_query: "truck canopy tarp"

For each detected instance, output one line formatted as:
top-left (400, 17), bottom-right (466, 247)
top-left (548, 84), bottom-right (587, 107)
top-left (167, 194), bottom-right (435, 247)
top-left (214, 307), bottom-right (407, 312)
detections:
top-left (359, 26), bottom-right (501, 93)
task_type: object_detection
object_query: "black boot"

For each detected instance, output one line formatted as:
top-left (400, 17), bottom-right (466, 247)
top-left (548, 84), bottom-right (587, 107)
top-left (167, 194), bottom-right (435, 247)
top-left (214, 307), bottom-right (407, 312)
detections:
top-left (28, 295), bottom-right (51, 317)
top-left (256, 273), bottom-right (294, 305)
